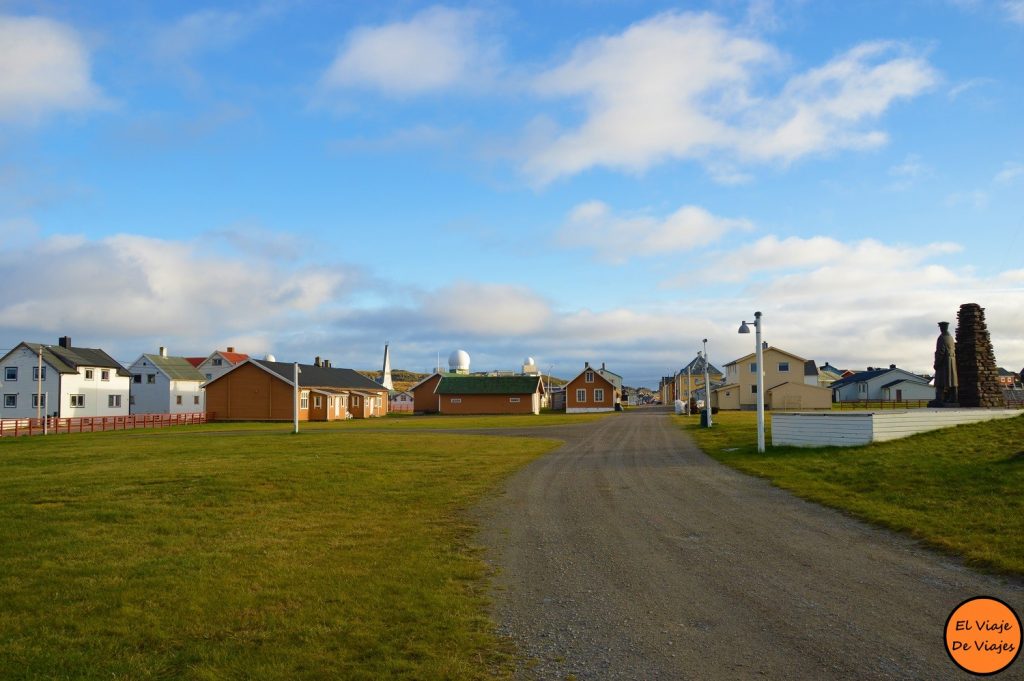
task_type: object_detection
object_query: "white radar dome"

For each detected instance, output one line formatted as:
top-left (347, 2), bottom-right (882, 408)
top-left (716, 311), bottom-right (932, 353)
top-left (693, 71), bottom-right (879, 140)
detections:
top-left (264, 353), bottom-right (276, 362)
top-left (524, 357), bottom-right (535, 366)
top-left (448, 349), bottom-right (471, 372)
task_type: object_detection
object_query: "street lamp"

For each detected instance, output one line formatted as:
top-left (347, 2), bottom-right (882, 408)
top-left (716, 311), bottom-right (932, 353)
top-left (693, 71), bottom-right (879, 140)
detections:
top-left (738, 311), bottom-right (765, 453)
top-left (702, 339), bottom-right (712, 427)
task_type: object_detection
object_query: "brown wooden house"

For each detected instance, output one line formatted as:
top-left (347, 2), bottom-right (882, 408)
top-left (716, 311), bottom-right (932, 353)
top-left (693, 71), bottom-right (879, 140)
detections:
top-left (565, 362), bottom-right (618, 413)
top-left (205, 358), bottom-right (388, 421)
top-left (410, 373), bottom-right (544, 415)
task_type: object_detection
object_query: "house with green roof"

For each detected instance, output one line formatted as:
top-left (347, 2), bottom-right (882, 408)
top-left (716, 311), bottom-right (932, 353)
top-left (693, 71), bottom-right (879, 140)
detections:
top-left (128, 347), bottom-right (207, 414)
top-left (1, 336), bottom-right (131, 418)
top-left (411, 372), bottom-right (545, 415)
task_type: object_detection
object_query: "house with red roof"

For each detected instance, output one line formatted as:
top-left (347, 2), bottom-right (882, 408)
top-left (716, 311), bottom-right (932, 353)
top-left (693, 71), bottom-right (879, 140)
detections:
top-left (196, 347), bottom-right (249, 384)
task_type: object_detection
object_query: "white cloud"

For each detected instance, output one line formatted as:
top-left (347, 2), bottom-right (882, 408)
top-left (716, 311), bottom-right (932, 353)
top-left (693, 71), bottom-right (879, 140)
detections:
top-left (0, 15), bottom-right (107, 122)
top-left (995, 161), bottom-right (1024, 184)
top-left (525, 13), bottom-right (936, 183)
top-left (1004, 0), bottom-right (1024, 24)
top-left (558, 201), bottom-right (754, 264)
top-left (419, 282), bottom-right (551, 336)
top-left (947, 77), bottom-right (995, 100)
top-left (887, 153), bottom-right (931, 190)
top-left (321, 7), bottom-right (496, 96)
top-left (945, 190), bottom-right (989, 209)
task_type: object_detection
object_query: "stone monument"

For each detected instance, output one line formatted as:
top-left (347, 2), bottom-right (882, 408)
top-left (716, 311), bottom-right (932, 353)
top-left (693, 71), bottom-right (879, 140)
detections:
top-left (930, 321), bottom-right (958, 407)
top-left (954, 303), bottom-right (1006, 408)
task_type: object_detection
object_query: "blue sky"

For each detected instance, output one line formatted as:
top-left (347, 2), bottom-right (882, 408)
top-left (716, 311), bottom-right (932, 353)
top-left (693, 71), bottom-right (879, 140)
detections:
top-left (2, 0), bottom-right (1022, 386)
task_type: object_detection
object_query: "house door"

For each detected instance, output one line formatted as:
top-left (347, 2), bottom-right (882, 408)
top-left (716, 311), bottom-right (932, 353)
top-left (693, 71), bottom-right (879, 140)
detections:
top-left (895, 389), bottom-right (903, 402)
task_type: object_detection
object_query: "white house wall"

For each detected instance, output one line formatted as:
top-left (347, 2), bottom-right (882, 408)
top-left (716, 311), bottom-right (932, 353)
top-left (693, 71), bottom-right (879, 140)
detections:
top-left (59, 370), bottom-right (131, 418)
top-left (1, 346), bottom-right (60, 418)
top-left (129, 358), bottom-right (170, 414)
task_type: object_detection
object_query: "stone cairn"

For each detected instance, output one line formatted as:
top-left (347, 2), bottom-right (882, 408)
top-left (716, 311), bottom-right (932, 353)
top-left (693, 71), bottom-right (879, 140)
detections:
top-left (954, 303), bottom-right (1006, 408)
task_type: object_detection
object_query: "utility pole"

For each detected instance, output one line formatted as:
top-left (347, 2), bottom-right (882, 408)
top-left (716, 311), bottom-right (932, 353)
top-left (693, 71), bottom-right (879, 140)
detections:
top-left (36, 345), bottom-right (43, 421)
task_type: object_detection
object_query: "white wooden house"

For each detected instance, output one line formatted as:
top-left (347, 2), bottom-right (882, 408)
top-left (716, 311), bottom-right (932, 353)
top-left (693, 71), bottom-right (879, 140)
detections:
top-left (0, 337), bottom-right (130, 418)
top-left (830, 366), bottom-right (933, 402)
top-left (196, 347), bottom-right (249, 383)
top-left (128, 348), bottom-right (207, 414)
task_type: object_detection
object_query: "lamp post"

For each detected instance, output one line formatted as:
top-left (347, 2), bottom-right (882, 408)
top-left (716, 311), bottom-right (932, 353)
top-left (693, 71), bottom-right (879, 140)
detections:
top-left (702, 339), bottom-right (712, 427)
top-left (738, 311), bottom-right (765, 453)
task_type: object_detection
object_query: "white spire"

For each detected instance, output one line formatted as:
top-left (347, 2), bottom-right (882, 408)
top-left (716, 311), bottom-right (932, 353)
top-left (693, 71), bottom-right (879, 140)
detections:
top-left (380, 342), bottom-right (394, 390)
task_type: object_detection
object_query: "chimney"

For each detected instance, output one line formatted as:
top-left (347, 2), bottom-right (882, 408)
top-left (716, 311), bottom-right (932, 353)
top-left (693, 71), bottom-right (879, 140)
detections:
top-left (159, 347), bottom-right (167, 357)
top-left (601, 362), bottom-right (606, 370)
top-left (889, 364), bottom-right (896, 370)
top-left (226, 346), bottom-right (235, 353)
top-left (314, 356), bottom-right (322, 367)
top-left (59, 336), bottom-right (71, 348)
top-left (867, 367), bottom-right (873, 371)
top-left (585, 361), bottom-right (590, 368)
top-left (324, 359), bottom-right (331, 368)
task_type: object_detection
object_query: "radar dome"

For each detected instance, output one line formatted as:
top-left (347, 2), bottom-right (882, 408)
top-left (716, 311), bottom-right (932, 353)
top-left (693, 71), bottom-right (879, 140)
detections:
top-left (524, 357), bottom-right (536, 366)
top-left (448, 349), bottom-right (470, 373)
top-left (264, 353), bottom-right (276, 362)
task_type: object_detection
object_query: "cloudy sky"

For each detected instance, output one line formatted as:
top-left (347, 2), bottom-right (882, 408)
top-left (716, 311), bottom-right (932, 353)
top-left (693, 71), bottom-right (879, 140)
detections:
top-left (2, 1), bottom-right (1022, 386)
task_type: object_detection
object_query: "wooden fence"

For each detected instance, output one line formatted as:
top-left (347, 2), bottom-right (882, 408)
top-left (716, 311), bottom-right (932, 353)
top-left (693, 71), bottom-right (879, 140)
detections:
top-left (833, 400), bottom-right (930, 410)
top-left (0, 412), bottom-right (210, 438)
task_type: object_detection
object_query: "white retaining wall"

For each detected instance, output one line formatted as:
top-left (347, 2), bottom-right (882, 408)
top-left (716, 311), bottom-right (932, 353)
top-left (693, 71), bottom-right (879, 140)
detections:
top-left (772, 409), bottom-right (1021, 447)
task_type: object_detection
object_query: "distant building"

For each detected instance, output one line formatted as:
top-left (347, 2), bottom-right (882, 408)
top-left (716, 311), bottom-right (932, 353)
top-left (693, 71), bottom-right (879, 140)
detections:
top-left (0, 337), bottom-right (130, 418)
top-left (830, 365), bottom-right (932, 402)
top-left (196, 347), bottom-right (249, 383)
top-left (565, 362), bottom-right (618, 413)
top-left (128, 347), bottom-right (206, 414)
top-left (713, 346), bottom-right (832, 411)
top-left (674, 355), bottom-right (724, 405)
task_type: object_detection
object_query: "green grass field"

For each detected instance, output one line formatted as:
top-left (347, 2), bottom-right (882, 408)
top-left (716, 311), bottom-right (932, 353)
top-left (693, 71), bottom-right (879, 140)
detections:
top-left (0, 425), bottom-right (561, 679)
top-left (193, 411), bottom-right (612, 432)
top-left (678, 410), bottom-right (1024, 574)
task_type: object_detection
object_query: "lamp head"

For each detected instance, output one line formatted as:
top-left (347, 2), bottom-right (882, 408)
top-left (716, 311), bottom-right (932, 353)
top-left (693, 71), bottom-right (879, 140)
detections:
top-left (738, 321), bottom-right (750, 334)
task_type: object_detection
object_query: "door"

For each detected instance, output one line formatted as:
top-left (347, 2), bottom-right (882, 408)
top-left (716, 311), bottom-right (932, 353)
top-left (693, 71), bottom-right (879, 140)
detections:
top-left (895, 389), bottom-right (902, 402)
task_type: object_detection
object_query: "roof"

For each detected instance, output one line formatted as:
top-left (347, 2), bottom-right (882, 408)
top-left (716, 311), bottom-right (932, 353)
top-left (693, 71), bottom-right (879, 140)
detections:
top-left (804, 360), bottom-right (818, 377)
top-left (723, 346), bottom-right (808, 367)
top-left (217, 351), bottom-right (249, 364)
top-left (250, 359), bottom-right (387, 391)
top-left (880, 377), bottom-right (929, 389)
top-left (185, 357), bottom-right (205, 368)
top-left (14, 342), bottom-right (130, 377)
top-left (435, 374), bottom-right (543, 395)
top-left (679, 355), bottom-right (723, 377)
top-left (830, 367), bottom-right (928, 390)
top-left (142, 354), bottom-right (207, 382)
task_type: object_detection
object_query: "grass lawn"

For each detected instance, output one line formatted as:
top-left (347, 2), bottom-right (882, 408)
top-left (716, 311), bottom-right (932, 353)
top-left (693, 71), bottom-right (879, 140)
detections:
top-left (0, 427), bottom-right (560, 679)
top-left (678, 410), bottom-right (1024, 575)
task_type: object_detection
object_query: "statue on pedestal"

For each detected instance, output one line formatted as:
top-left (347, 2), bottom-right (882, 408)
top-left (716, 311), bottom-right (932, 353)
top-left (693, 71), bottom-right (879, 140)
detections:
top-left (931, 321), bottom-right (958, 406)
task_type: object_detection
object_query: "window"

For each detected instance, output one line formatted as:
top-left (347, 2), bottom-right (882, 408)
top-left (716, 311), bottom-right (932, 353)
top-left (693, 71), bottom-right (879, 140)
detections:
top-left (4, 394), bottom-right (16, 408)
top-left (32, 367), bottom-right (46, 380)
top-left (193, 396), bottom-right (200, 405)
top-left (751, 385), bottom-right (758, 394)
top-left (205, 373), bottom-right (212, 380)
top-left (129, 396), bottom-right (135, 405)
top-left (353, 396), bottom-right (360, 406)
top-left (101, 370), bottom-right (110, 381)
top-left (576, 388), bottom-right (586, 402)
top-left (147, 374), bottom-right (156, 384)
top-left (176, 395), bottom-right (183, 405)
top-left (313, 395), bottom-right (322, 409)
top-left (109, 395), bottom-right (121, 408)
top-left (133, 375), bottom-right (142, 383)
top-left (212, 358), bottom-right (223, 366)
top-left (595, 388), bottom-right (605, 402)
top-left (32, 394), bottom-right (45, 408)
top-left (85, 369), bottom-right (94, 380)
top-left (585, 371), bottom-right (594, 383)
top-left (5, 367), bottom-right (17, 381)
top-left (749, 363), bottom-right (757, 373)
top-left (859, 383), bottom-right (867, 394)
top-left (778, 362), bottom-right (789, 372)
top-left (509, 397), bottom-right (521, 403)
top-left (70, 394), bottom-right (84, 408)
top-left (300, 391), bottom-right (309, 409)
top-left (450, 398), bottom-right (462, 404)
top-left (376, 396), bottom-right (382, 407)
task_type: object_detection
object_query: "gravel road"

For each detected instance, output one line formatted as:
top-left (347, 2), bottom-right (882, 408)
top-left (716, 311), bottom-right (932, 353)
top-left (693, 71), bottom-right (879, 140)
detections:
top-left (474, 408), bottom-right (1023, 680)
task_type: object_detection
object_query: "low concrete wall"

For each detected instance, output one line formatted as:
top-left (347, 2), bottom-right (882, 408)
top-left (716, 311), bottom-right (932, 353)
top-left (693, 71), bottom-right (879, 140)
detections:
top-left (772, 409), bottom-right (1021, 447)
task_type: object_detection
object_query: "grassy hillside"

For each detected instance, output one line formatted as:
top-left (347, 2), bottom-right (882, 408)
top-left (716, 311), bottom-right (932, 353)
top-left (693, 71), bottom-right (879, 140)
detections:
top-left (679, 411), bottom-right (1024, 574)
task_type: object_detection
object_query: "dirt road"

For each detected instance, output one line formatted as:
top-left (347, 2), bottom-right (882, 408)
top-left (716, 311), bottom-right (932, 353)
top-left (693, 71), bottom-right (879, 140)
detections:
top-left (475, 408), bottom-right (1023, 680)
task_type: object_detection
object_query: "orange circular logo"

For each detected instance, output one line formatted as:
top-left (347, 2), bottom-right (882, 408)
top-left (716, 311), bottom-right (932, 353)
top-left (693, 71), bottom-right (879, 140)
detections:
top-left (945, 596), bottom-right (1021, 675)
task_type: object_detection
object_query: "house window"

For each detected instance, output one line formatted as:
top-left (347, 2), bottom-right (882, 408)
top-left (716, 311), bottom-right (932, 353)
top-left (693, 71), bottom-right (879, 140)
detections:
top-left (176, 395), bottom-right (183, 405)
top-left (32, 394), bottom-right (45, 408)
top-left (509, 397), bottom-right (521, 403)
top-left (778, 362), bottom-right (789, 372)
top-left (585, 371), bottom-right (594, 383)
top-left (212, 358), bottom-right (223, 366)
top-left (352, 395), bottom-right (360, 406)
top-left (450, 398), bottom-right (462, 404)
top-left (85, 369), bottom-right (94, 380)
top-left (147, 374), bottom-right (156, 384)
top-left (206, 373), bottom-right (212, 380)
top-left (70, 394), bottom-right (84, 408)
top-left (595, 388), bottom-right (605, 402)
top-left (300, 391), bottom-right (309, 409)
top-left (32, 367), bottom-right (46, 380)
top-left (4, 394), bottom-right (16, 408)
top-left (5, 367), bottom-right (17, 381)
top-left (314, 395), bottom-right (322, 409)
top-left (859, 384), bottom-right (867, 394)
top-left (109, 395), bottom-right (121, 408)
top-left (751, 385), bottom-right (758, 394)
top-left (376, 396), bottom-right (382, 407)
top-left (749, 363), bottom-right (757, 373)
top-left (193, 396), bottom-right (200, 405)
top-left (101, 370), bottom-right (110, 381)
top-left (133, 375), bottom-right (142, 383)
top-left (576, 388), bottom-right (586, 402)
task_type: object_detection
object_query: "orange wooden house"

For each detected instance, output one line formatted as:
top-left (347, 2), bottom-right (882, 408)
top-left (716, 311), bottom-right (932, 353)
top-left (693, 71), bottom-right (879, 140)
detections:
top-left (565, 362), bottom-right (618, 413)
top-left (205, 358), bottom-right (389, 421)
top-left (410, 373), bottom-right (545, 415)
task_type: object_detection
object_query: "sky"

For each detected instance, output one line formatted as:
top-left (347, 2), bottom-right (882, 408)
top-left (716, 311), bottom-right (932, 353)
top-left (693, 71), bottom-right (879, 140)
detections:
top-left (1, 0), bottom-right (1022, 387)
